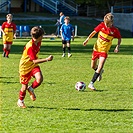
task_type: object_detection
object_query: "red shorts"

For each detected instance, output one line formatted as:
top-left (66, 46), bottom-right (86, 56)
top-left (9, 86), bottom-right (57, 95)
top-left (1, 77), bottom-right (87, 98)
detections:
top-left (20, 66), bottom-right (41, 85)
top-left (92, 51), bottom-right (108, 60)
top-left (3, 41), bottom-right (13, 45)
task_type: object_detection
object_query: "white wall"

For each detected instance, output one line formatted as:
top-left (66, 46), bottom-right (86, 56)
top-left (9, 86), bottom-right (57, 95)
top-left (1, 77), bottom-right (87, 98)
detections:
top-left (113, 13), bottom-right (133, 32)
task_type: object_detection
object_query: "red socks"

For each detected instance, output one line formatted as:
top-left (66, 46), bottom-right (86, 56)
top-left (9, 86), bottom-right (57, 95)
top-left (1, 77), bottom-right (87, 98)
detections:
top-left (19, 90), bottom-right (26, 101)
top-left (19, 81), bottom-right (40, 101)
top-left (6, 50), bottom-right (10, 57)
top-left (3, 48), bottom-right (10, 57)
top-left (31, 80), bottom-right (40, 89)
top-left (3, 48), bottom-right (6, 53)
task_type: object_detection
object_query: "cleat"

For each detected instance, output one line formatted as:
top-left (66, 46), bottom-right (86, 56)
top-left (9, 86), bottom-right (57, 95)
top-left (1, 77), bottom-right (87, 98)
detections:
top-left (62, 53), bottom-right (65, 57)
top-left (88, 83), bottom-right (96, 91)
top-left (17, 99), bottom-right (26, 108)
top-left (68, 53), bottom-right (72, 58)
top-left (97, 69), bottom-right (104, 81)
top-left (28, 86), bottom-right (36, 101)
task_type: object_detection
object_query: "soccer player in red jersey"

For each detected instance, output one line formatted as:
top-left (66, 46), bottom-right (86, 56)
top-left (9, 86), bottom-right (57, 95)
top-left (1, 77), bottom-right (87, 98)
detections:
top-left (83, 13), bottom-right (121, 90)
top-left (17, 26), bottom-right (53, 108)
top-left (1, 14), bottom-right (16, 58)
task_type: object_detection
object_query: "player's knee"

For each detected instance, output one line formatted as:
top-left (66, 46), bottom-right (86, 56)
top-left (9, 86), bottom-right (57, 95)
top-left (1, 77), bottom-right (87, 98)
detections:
top-left (96, 68), bottom-right (102, 73)
top-left (21, 85), bottom-right (28, 92)
top-left (36, 76), bottom-right (43, 84)
top-left (91, 65), bottom-right (95, 70)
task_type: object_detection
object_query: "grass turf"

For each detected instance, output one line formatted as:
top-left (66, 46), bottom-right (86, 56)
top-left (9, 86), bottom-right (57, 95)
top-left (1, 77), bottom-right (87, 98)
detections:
top-left (0, 37), bottom-right (132, 133)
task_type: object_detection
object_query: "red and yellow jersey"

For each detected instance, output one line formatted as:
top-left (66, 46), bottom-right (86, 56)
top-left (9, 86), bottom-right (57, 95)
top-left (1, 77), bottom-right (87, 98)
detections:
top-left (94, 22), bottom-right (121, 53)
top-left (19, 39), bottom-right (41, 76)
top-left (1, 22), bottom-right (16, 44)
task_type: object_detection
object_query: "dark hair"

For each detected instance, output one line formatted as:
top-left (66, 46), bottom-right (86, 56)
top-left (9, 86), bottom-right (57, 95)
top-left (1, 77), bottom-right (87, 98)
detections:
top-left (30, 26), bottom-right (44, 39)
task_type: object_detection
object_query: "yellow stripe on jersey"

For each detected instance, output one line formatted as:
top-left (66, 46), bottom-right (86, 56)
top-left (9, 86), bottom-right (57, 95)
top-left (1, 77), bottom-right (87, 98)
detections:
top-left (93, 31), bottom-right (114, 53)
top-left (19, 40), bottom-right (38, 76)
top-left (3, 28), bottom-right (14, 42)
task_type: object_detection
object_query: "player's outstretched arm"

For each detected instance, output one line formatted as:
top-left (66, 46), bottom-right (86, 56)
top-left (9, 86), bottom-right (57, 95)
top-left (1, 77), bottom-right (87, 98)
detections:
top-left (33, 55), bottom-right (53, 64)
top-left (0, 28), bottom-right (6, 35)
top-left (83, 30), bottom-right (97, 46)
top-left (13, 31), bottom-right (17, 39)
top-left (114, 38), bottom-right (121, 53)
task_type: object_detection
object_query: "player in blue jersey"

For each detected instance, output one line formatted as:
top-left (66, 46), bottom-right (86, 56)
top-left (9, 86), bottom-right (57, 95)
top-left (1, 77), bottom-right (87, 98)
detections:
top-left (60, 16), bottom-right (74, 58)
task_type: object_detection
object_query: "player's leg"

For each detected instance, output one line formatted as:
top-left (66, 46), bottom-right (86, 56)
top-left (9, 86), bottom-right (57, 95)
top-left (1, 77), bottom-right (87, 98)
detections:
top-left (32, 71), bottom-right (43, 89)
top-left (5, 44), bottom-right (12, 58)
top-left (91, 58), bottom-right (98, 70)
top-left (88, 58), bottom-right (98, 90)
top-left (2, 44), bottom-right (7, 57)
top-left (28, 67), bottom-right (43, 101)
top-left (17, 84), bottom-right (27, 108)
top-left (62, 40), bottom-right (66, 57)
top-left (88, 51), bottom-right (99, 90)
top-left (17, 72), bottom-right (31, 107)
top-left (96, 52), bottom-right (107, 81)
top-left (67, 41), bottom-right (72, 58)
top-left (96, 57), bottom-right (106, 81)
top-left (88, 57), bottom-right (106, 90)
top-left (92, 57), bottom-right (106, 82)
top-left (96, 57), bottom-right (106, 73)
top-left (90, 51), bottom-right (99, 70)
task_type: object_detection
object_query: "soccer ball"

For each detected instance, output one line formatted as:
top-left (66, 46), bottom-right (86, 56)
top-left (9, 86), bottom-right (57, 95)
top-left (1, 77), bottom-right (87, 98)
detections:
top-left (75, 82), bottom-right (86, 91)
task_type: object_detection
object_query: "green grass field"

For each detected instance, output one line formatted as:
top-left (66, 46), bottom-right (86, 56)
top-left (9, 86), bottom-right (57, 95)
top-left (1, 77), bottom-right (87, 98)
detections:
top-left (0, 37), bottom-right (132, 133)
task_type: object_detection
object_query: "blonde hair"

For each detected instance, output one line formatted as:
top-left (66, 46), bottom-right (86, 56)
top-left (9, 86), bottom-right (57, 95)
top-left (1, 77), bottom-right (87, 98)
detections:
top-left (104, 13), bottom-right (114, 26)
top-left (64, 16), bottom-right (70, 20)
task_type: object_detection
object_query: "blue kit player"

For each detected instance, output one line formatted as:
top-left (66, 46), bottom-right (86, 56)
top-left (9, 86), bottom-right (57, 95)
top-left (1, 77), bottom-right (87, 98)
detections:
top-left (60, 16), bottom-right (74, 58)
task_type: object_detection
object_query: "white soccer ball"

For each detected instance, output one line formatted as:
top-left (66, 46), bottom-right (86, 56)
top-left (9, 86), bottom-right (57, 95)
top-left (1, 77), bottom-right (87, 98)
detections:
top-left (75, 82), bottom-right (86, 91)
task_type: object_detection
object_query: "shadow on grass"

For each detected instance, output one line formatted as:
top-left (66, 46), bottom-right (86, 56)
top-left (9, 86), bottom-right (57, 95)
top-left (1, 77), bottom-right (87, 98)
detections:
top-left (0, 76), bottom-right (14, 78)
top-left (27, 106), bottom-right (132, 112)
top-left (0, 77), bottom-right (19, 83)
top-left (83, 90), bottom-right (105, 92)
top-left (0, 81), bottom-right (19, 84)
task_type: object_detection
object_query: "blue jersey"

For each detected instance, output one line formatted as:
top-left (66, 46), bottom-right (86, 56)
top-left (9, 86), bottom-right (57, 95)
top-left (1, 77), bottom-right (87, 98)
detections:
top-left (60, 23), bottom-right (74, 41)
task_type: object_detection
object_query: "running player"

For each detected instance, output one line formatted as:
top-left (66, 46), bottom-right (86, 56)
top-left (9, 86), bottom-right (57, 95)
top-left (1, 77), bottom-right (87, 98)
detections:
top-left (83, 13), bottom-right (121, 90)
top-left (17, 26), bottom-right (53, 108)
top-left (1, 14), bottom-right (16, 58)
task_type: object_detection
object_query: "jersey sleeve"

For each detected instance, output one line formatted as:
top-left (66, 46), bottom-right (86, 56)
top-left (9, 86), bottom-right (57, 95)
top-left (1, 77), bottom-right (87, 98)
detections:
top-left (114, 28), bottom-right (121, 38)
top-left (27, 47), bottom-right (37, 60)
top-left (1, 22), bottom-right (6, 30)
top-left (13, 23), bottom-right (17, 31)
top-left (94, 23), bottom-right (103, 32)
